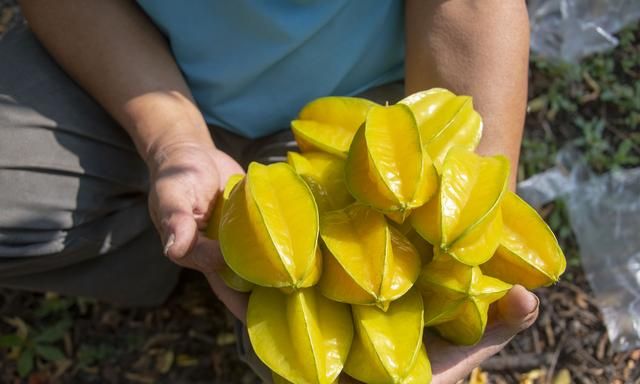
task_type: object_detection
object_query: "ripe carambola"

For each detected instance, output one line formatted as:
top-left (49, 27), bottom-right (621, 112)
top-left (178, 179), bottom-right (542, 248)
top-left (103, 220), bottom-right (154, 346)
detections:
top-left (219, 162), bottom-right (321, 289)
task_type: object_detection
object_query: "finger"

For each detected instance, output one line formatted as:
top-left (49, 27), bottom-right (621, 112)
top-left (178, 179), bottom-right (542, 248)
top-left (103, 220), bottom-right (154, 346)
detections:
top-left (429, 285), bottom-right (539, 384)
top-left (151, 179), bottom-right (201, 260)
top-left (204, 271), bottom-right (249, 321)
top-left (169, 235), bottom-right (226, 273)
top-left (494, 284), bottom-right (539, 330)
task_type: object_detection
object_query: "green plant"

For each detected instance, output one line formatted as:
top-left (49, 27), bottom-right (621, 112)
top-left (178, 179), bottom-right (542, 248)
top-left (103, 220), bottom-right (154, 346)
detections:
top-left (572, 116), bottom-right (611, 172)
top-left (75, 343), bottom-right (117, 369)
top-left (0, 316), bottom-right (70, 377)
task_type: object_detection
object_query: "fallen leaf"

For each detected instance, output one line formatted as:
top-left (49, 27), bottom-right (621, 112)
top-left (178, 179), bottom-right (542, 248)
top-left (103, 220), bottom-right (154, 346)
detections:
top-left (216, 332), bottom-right (236, 346)
top-left (3, 317), bottom-right (29, 340)
top-left (520, 368), bottom-right (545, 384)
top-left (176, 354), bottom-right (199, 367)
top-left (469, 367), bottom-right (488, 384)
top-left (552, 369), bottom-right (571, 384)
top-left (124, 372), bottom-right (156, 384)
top-left (155, 350), bottom-right (174, 374)
top-left (52, 359), bottom-right (73, 380)
top-left (142, 333), bottom-right (180, 350)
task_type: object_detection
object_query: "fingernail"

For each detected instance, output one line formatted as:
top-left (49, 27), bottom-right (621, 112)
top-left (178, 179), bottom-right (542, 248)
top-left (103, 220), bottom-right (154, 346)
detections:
top-left (528, 294), bottom-right (540, 315)
top-left (164, 233), bottom-right (175, 256)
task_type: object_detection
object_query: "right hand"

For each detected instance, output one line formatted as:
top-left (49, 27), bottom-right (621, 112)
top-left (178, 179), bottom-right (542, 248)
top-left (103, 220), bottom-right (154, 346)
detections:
top-left (147, 140), bottom-right (249, 320)
top-left (340, 285), bottom-right (539, 384)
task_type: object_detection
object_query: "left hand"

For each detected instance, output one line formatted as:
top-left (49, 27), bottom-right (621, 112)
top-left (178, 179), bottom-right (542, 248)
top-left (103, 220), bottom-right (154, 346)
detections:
top-left (147, 140), bottom-right (249, 320)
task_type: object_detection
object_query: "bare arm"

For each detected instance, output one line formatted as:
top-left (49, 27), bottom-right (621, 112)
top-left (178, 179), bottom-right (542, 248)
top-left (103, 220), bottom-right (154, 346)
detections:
top-left (405, 0), bottom-right (530, 189)
top-left (19, 0), bottom-right (213, 163)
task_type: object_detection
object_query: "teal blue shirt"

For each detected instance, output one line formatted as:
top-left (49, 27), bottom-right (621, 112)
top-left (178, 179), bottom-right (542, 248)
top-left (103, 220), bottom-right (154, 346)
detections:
top-left (137, 0), bottom-right (405, 138)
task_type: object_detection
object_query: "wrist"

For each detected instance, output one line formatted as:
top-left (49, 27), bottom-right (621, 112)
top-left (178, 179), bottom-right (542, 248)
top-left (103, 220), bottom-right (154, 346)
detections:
top-left (122, 90), bottom-right (215, 168)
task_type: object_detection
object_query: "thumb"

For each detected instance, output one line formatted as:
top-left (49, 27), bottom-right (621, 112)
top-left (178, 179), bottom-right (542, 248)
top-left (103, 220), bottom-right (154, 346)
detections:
top-left (494, 284), bottom-right (540, 332)
top-left (162, 212), bottom-right (198, 260)
top-left (150, 184), bottom-right (200, 260)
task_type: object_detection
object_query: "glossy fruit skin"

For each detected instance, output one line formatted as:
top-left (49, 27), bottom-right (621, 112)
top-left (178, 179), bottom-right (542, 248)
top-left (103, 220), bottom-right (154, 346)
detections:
top-left (287, 151), bottom-right (353, 213)
top-left (204, 174), bottom-right (253, 292)
top-left (481, 191), bottom-right (567, 289)
top-left (345, 104), bottom-right (437, 223)
top-left (219, 162), bottom-right (321, 289)
top-left (318, 204), bottom-right (422, 310)
top-left (247, 287), bottom-right (353, 384)
top-left (344, 289), bottom-right (431, 384)
top-left (291, 96), bottom-right (378, 157)
top-left (411, 147), bottom-right (510, 266)
top-left (417, 251), bottom-right (511, 345)
top-left (400, 88), bottom-right (483, 169)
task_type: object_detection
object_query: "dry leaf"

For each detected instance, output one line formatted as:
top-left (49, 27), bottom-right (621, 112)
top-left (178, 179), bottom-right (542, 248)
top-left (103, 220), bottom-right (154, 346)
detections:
top-left (469, 367), bottom-right (488, 384)
top-left (552, 368), bottom-right (571, 384)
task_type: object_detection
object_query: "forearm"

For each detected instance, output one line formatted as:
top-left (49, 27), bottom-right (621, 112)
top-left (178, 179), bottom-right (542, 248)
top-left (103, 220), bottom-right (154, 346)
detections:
top-left (405, 0), bottom-right (530, 189)
top-left (19, 0), bottom-right (213, 166)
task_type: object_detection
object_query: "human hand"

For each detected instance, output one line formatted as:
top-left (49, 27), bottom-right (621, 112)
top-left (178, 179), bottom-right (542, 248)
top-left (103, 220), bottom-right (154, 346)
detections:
top-left (147, 141), bottom-right (249, 320)
top-left (340, 285), bottom-right (539, 384)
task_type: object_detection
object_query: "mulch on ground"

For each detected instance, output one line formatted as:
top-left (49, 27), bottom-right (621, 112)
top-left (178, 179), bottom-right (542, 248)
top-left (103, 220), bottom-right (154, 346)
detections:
top-left (483, 267), bottom-right (640, 383)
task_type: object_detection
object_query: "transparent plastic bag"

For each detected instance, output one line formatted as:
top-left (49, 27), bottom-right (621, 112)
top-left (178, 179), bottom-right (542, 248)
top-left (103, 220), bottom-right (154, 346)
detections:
top-left (518, 147), bottom-right (640, 351)
top-left (529, 0), bottom-right (640, 62)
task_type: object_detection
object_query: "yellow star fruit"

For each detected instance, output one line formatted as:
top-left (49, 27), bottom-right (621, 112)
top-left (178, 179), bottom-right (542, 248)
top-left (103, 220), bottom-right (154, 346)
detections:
top-left (481, 191), bottom-right (567, 289)
top-left (344, 289), bottom-right (432, 384)
top-left (345, 103), bottom-right (438, 223)
top-left (418, 252), bottom-right (511, 345)
top-left (411, 147), bottom-right (509, 265)
top-left (389, 218), bottom-right (435, 266)
top-left (248, 287), bottom-right (353, 384)
top-left (287, 151), bottom-right (354, 212)
top-left (219, 162), bottom-right (321, 289)
top-left (318, 204), bottom-right (421, 310)
top-left (204, 174), bottom-right (253, 292)
top-left (291, 97), bottom-right (378, 158)
top-left (400, 88), bottom-right (483, 168)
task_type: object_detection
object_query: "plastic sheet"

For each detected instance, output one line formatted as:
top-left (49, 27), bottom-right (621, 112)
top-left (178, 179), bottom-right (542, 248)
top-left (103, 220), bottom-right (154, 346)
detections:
top-left (529, 0), bottom-right (640, 62)
top-left (518, 147), bottom-right (640, 351)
